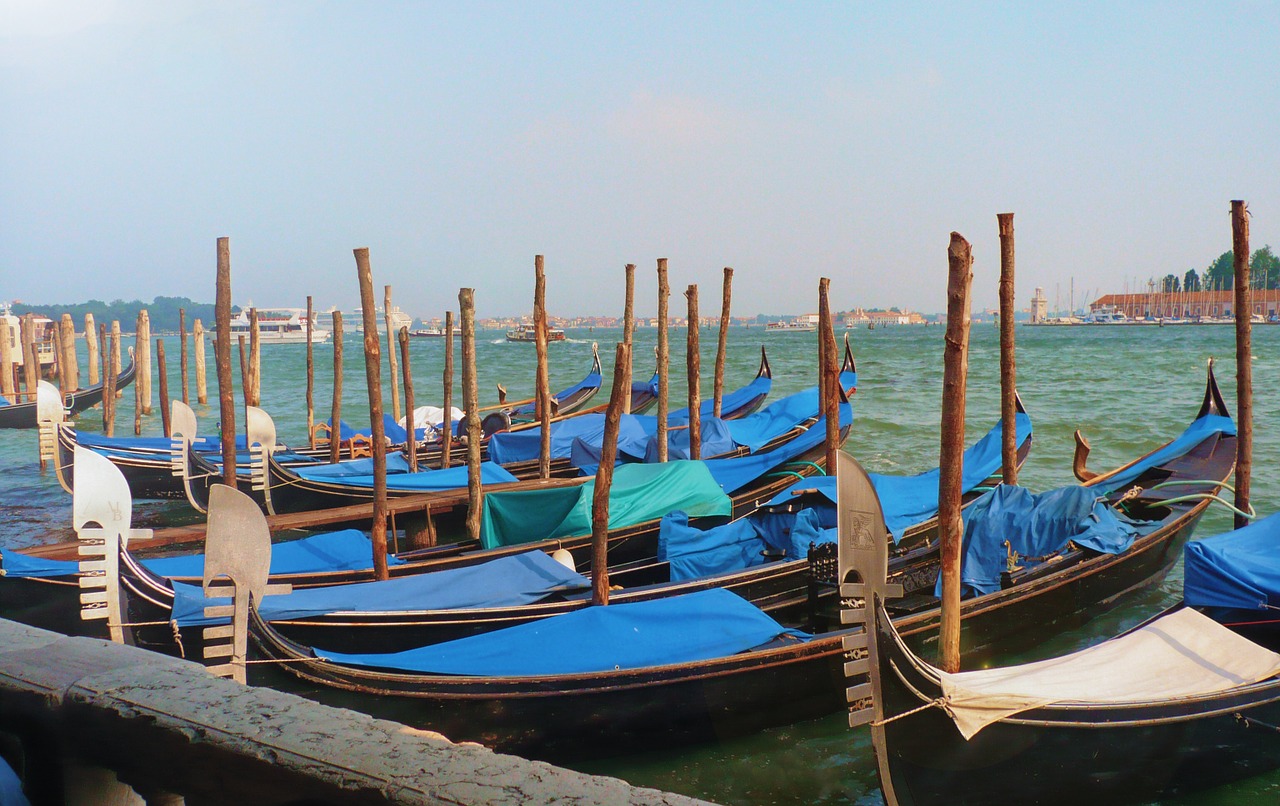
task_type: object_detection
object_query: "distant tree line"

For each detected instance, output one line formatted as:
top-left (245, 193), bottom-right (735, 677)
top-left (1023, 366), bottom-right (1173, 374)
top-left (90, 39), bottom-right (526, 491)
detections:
top-left (7, 296), bottom-right (219, 332)
top-left (1160, 246), bottom-right (1280, 293)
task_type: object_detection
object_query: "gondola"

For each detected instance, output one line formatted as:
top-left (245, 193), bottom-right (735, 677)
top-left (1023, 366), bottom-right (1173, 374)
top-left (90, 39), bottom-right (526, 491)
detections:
top-left (854, 491), bottom-right (1280, 806)
top-left (236, 366), bottom-right (1232, 762)
top-left (124, 397), bottom-right (1025, 658)
top-left (210, 353), bottom-right (831, 518)
top-left (51, 350), bottom-right (610, 500)
top-left (0, 353), bottom-right (136, 429)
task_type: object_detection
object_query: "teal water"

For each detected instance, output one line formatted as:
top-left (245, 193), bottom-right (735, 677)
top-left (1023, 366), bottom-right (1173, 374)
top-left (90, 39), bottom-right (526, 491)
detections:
top-left (2, 323), bottom-right (1277, 804)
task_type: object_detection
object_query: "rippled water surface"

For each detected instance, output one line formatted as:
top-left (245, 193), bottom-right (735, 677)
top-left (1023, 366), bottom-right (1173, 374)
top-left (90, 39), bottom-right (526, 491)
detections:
top-left (2, 322), bottom-right (1277, 805)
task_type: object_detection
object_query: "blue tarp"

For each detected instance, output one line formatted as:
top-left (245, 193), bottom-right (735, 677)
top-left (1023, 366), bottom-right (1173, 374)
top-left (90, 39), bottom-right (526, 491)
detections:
top-left (567, 415), bottom-right (654, 472)
top-left (172, 550), bottom-right (589, 627)
top-left (942, 485), bottom-right (1142, 597)
top-left (718, 386), bottom-right (823, 453)
top-left (644, 418), bottom-right (737, 463)
top-left (327, 415), bottom-right (409, 445)
top-left (288, 454), bottom-right (412, 479)
top-left (313, 588), bottom-right (810, 676)
top-left (702, 399), bottom-right (852, 495)
top-left (1185, 512), bottom-right (1280, 611)
top-left (76, 430), bottom-right (243, 453)
top-left (657, 496), bottom-right (838, 582)
top-left (667, 374), bottom-right (772, 426)
top-left (143, 529), bottom-right (404, 578)
top-left (488, 413), bottom-right (616, 465)
top-left (292, 459), bottom-right (518, 490)
top-left (0, 755), bottom-right (29, 806)
top-left (869, 412), bottom-right (1033, 541)
top-left (0, 530), bottom-right (405, 580)
top-left (1094, 414), bottom-right (1236, 495)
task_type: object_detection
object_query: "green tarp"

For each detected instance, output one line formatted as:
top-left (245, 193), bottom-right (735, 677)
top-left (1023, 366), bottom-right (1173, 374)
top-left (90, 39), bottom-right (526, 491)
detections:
top-left (480, 461), bottom-right (733, 550)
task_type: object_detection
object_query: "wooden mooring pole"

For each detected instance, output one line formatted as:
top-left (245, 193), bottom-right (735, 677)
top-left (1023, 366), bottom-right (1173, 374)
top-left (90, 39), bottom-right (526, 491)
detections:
top-left (998, 212), bottom-right (1018, 486)
top-left (399, 326), bottom-right (417, 473)
top-left (685, 284), bottom-right (701, 460)
top-left (215, 238), bottom-right (237, 487)
top-left (535, 255), bottom-right (552, 479)
top-left (306, 296), bottom-right (315, 448)
top-left (1232, 200), bottom-right (1253, 529)
top-left (134, 312), bottom-right (145, 435)
top-left (20, 315), bottom-right (38, 404)
top-left (194, 319), bottom-right (207, 404)
top-left (157, 339), bottom-right (171, 437)
top-left (939, 232), bottom-right (974, 674)
top-left (103, 331), bottom-right (117, 436)
top-left (248, 308), bottom-right (261, 407)
top-left (179, 308), bottom-right (188, 404)
top-left (656, 258), bottom-right (670, 462)
top-left (61, 313), bottom-right (78, 393)
top-left (592, 341), bottom-right (631, 606)
top-left (85, 314), bottom-right (99, 387)
top-left (621, 263), bottom-right (636, 414)
top-left (460, 289), bottom-right (483, 541)
top-left (329, 311), bottom-right (344, 464)
top-left (0, 315), bottom-right (13, 398)
top-left (110, 320), bottom-right (121, 399)
top-left (385, 285), bottom-right (401, 426)
top-left (714, 267), bottom-right (733, 418)
top-left (238, 336), bottom-right (250, 415)
top-left (137, 309), bottom-right (151, 415)
top-left (354, 248), bottom-right (390, 581)
top-left (55, 315), bottom-right (69, 396)
top-left (819, 278), bottom-right (840, 474)
top-left (442, 311), bottom-right (454, 470)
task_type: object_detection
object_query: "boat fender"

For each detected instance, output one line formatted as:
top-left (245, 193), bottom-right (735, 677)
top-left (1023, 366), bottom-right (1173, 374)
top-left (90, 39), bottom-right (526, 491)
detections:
top-left (551, 549), bottom-right (575, 571)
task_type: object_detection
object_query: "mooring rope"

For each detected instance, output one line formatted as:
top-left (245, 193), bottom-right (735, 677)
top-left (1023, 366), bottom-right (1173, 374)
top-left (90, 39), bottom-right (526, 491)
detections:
top-left (870, 697), bottom-right (948, 726)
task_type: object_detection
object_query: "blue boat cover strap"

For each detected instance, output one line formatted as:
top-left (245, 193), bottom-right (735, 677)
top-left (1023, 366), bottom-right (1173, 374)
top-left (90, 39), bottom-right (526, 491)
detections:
top-left (0, 549), bottom-right (79, 579)
top-left (1185, 512), bottom-right (1280, 611)
top-left (1094, 414), bottom-right (1236, 495)
top-left (479, 461), bottom-right (732, 550)
top-left (941, 484), bottom-right (1142, 597)
top-left (172, 550), bottom-right (589, 627)
top-left (313, 588), bottom-right (810, 676)
top-left (870, 412), bottom-right (1032, 541)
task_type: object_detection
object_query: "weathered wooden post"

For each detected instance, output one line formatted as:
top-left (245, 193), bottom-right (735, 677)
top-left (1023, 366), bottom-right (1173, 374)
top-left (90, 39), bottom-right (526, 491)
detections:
top-left (939, 233), bottom-right (974, 674)
top-left (248, 308), bottom-right (261, 407)
top-left (441, 311), bottom-right (454, 470)
top-left (460, 288), bottom-right (483, 542)
top-left (0, 314), bottom-right (13, 398)
top-left (385, 285), bottom-right (401, 425)
top-left (237, 336), bottom-right (250, 414)
top-left (329, 311), bottom-right (344, 464)
top-left (63, 314), bottom-right (78, 391)
top-left (137, 309), bottom-right (152, 415)
top-left (819, 278), bottom-right (840, 474)
top-left (85, 313), bottom-right (99, 387)
top-left (179, 308), bottom-right (189, 404)
top-left (685, 284), bottom-right (701, 459)
top-left (98, 323), bottom-right (107, 390)
top-left (55, 314), bottom-right (70, 395)
top-left (1232, 200), bottom-right (1253, 529)
top-left (306, 296), bottom-right (315, 448)
top-left (193, 318), bottom-right (207, 404)
top-left (103, 331), bottom-right (117, 436)
top-left (998, 212), bottom-right (1018, 486)
top-left (354, 248), bottom-right (390, 581)
top-left (20, 315), bottom-right (38, 401)
top-left (656, 258), bottom-right (670, 461)
top-left (110, 320), bottom-right (121, 392)
top-left (157, 339), bottom-right (171, 438)
top-left (535, 255), bottom-right (552, 479)
top-left (134, 311), bottom-right (146, 435)
top-left (621, 263), bottom-right (636, 414)
top-left (215, 238), bottom-right (238, 488)
top-left (592, 341), bottom-right (632, 606)
top-left (714, 267), bottom-right (733, 418)
top-left (399, 326), bottom-right (417, 472)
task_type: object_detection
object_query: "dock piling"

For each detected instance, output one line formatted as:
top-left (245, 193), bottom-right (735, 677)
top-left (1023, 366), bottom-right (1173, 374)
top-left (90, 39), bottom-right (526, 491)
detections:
top-left (85, 314), bottom-right (99, 387)
top-left (656, 258), bottom-right (670, 462)
top-left (685, 284), bottom-right (701, 459)
top-left (193, 318), bottom-right (207, 405)
top-left (460, 289), bottom-right (483, 541)
top-left (306, 296), bottom-right (315, 448)
top-left (355, 248), bottom-right (390, 582)
top-left (385, 285), bottom-right (401, 426)
top-left (535, 255), bottom-right (552, 479)
top-left (1232, 200), bottom-right (1253, 529)
top-left (621, 263), bottom-right (636, 414)
top-left (399, 326), bottom-right (417, 473)
top-left (998, 212), bottom-right (1018, 486)
top-left (714, 267), bottom-right (733, 418)
top-left (329, 311), bottom-right (344, 464)
top-left (215, 237), bottom-right (237, 487)
top-left (157, 339), bottom-right (171, 438)
top-left (442, 311), bottom-right (454, 470)
top-left (819, 278), bottom-right (839, 474)
top-left (592, 341), bottom-right (632, 606)
top-left (179, 308), bottom-right (188, 404)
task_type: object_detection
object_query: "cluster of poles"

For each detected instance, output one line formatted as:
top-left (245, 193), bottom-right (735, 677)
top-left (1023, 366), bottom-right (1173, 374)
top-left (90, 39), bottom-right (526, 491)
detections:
top-left (205, 240), bottom-right (847, 605)
top-left (933, 202), bottom-right (1254, 673)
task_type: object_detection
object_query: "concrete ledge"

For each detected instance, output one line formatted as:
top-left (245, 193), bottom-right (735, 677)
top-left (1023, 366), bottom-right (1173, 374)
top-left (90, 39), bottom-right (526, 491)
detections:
top-left (0, 619), bottom-right (710, 805)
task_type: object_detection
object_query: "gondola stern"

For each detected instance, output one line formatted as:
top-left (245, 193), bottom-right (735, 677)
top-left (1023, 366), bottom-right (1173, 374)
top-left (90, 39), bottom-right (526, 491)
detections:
top-left (1197, 357), bottom-right (1232, 421)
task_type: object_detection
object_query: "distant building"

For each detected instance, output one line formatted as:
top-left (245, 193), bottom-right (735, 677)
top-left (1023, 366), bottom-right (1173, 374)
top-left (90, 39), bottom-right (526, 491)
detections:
top-left (1092, 290), bottom-right (1280, 319)
top-left (1031, 288), bottom-right (1047, 323)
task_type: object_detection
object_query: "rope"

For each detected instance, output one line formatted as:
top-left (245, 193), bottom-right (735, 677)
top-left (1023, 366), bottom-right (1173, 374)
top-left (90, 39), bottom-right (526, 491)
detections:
top-left (1150, 492), bottom-right (1256, 520)
top-left (870, 697), bottom-right (948, 726)
top-left (243, 656), bottom-right (331, 666)
top-left (1236, 712), bottom-right (1280, 734)
top-left (109, 619), bottom-right (179, 628)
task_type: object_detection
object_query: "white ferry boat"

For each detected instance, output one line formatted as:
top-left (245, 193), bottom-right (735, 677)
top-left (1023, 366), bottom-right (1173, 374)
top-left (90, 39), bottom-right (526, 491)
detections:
top-left (222, 308), bottom-right (330, 344)
top-left (764, 320), bottom-right (817, 333)
top-left (506, 323), bottom-right (566, 342)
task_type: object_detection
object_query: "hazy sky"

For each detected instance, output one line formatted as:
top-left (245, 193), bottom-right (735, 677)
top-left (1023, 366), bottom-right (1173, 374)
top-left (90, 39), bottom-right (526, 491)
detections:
top-left (3, 2), bottom-right (1278, 318)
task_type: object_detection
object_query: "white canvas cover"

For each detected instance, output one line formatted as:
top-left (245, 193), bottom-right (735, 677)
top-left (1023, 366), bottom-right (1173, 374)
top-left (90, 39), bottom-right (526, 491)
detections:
top-left (934, 608), bottom-right (1280, 739)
